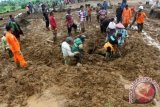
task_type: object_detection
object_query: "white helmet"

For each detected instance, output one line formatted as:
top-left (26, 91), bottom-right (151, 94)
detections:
top-left (139, 6), bottom-right (144, 10)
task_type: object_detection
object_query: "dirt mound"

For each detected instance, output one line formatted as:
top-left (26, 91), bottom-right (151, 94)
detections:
top-left (0, 3), bottom-right (160, 107)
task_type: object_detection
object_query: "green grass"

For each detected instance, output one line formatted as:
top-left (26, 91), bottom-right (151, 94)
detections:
top-left (0, 6), bottom-right (21, 14)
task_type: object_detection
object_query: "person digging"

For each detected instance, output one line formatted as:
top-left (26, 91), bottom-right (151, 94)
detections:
top-left (61, 37), bottom-right (79, 65)
top-left (71, 34), bottom-right (86, 66)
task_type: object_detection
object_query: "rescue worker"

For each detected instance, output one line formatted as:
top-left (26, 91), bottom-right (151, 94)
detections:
top-left (122, 5), bottom-right (132, 28)
top-left (129, 6), bottom-right (141, 28)
top-left (49, 11), bottom-right (57, 42)
top-left (136, 6), bottom-right (146, 33)
top-left (66, 8), bottom-right (77, 36)
top-left (7, 15), bottom-right (24, 41)
top-left (78, 5), bottom-right (87, 32)
top-left (5, 25), bottom-right (27, 68)
top-left (1, 31), bottom-right (13, 58)
top-left (115, 22), bottom-right (128, 47)
top-left (61, 37), bottom-right (79, 65)
top-left (71, 35), bottom-right (86, 64)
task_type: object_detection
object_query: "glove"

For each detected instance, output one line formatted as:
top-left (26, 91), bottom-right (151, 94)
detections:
top-left (74, 52), bottom-right (80, 55)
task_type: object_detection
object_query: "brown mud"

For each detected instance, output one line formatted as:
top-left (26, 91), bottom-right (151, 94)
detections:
top-left (0, 1), bottom-right (160, 107)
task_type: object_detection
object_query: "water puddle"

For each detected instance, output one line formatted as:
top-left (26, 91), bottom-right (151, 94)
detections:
top-left (27, 86), bottom-right (66, 107)
top-left (142, 31), bottom-right (160, 51)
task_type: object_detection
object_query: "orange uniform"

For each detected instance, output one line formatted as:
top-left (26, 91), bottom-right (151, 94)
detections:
top-left (6, 32), bottom-right (27, 68)
top-left (122, 8), bottom-right (132, 25)
top-left (136, 12), bottom-right (146, 24)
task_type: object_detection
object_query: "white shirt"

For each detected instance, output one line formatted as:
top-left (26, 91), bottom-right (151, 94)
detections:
top-left (61, 41), bottom-right (74, 57)
top-left (78, 10), bottom-right (86, 22)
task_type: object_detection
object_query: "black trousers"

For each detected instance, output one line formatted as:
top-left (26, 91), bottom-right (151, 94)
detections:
top-left (116, 16), bottom-right (122, 23)
top-left (137, 23), bottom-right (143, 33)
top-left (67, 23), bottom-right (77, 36)
top-left (46, 20), bottom-right (49, 29)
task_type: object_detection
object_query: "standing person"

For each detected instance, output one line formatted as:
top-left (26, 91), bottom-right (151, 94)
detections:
top-left (116, 3), bottom-right (123, 23)
top-left (7, 15), bottom-right (24, 41)
top-left (85, 4), bottom-right (89, 22)
top-left (103, 0), bottom-right (108, 10)
top-left (122, 5), bottom-right (132, 28)
top-left (61, 37), bottom-right (79, 65)
top-left (99, 7), bottom-right (107, 29)
top-left (5, 25), bottom-right (27, 68)
top-left (41, 3), bottom-right (46, 13)
top-left (49, 11), bottom-right (57, 42)
top-left (78, 5), bottom-right (86, 32)
top-left (96, 3), bottom-right (101, 23)
top-left (1, 31), bottom-right (13, 58)
top-left (43, 9), bottom-right (50, 30)
top-left (121, 0), bottom-right (127, 9)
top-left (136, 6), bottom-right (146, 33)
top-left (129, 6), bottom-right (141, 28)
top-left (28, 2), bottom-right (33, 14)
top-left (66, 8), bottom-right (77, 36)
top-left (88, 4), bottom-right (92, 22)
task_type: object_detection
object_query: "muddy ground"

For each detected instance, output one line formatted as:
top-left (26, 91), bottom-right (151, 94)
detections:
top-left (0, 1), bottom-right (160, 107)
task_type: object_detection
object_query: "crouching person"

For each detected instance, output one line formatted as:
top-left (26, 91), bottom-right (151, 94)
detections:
top-left (5, 25), bottom-right (27, 68)
top-left (104, 33), bottom-right (122, 58)
top-left (61, 37), bottom-right (79, 65)
top-left (71, 35), bottom-right (86, 65)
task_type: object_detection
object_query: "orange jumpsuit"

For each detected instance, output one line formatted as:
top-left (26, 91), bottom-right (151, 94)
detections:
top-left (122, 8), bottom-right (132, 26)
top-left (6, 32), bottom-right (27, 68)
top-left (136, 12), bottom-right (146, 24)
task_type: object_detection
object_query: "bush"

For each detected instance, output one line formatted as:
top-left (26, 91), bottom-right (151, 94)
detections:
top-left (21, 4), bottom-right (27, 9)
top-left (11, 6), bottom-right (16, 11)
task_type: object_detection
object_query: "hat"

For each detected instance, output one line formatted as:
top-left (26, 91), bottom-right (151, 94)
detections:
top-left (116, 23), bottom-right (125, 29)
top-left (139, 6), bottom-right (143, 10)
top-left (108, 22), bottom-right (116, 29)
top-left (66, 37), bottom-right (74, 43)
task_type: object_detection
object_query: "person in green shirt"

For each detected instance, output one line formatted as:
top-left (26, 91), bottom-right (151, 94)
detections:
top-left (71, 35), bottom-right (86, 64)
top-left (1, 31), bottom-right (13, 58)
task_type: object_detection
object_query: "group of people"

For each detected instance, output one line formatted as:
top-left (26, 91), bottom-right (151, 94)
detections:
top-left (64, 0), bottom-right (88, 4)
top-left (1, 0), bottom-right (149, 68)
top-left (1, 15), bottom-right (27, 69)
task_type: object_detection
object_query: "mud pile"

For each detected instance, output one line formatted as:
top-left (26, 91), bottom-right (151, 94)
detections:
top-left (0, 4), bottom-right (160, 107)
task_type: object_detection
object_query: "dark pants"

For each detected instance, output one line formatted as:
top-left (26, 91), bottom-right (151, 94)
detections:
top-left (129, 17), bottom-right (136, 28)
top-left (86, 16), bottom-right (89, 22)
top-left (46, 20), bottom-right (49, 29)
top-left (116, 16), bottom-right (122, 23)
top-left (7, 49), bottom-right (13, 58)
top-left (68, 23), bottom-right (77, 36)
top-left (88, 15), bottom-right (91, 22)
top-left (137, 23), bottom-right (143, 33)
top-left (97, 15), bottom-right (100, 23)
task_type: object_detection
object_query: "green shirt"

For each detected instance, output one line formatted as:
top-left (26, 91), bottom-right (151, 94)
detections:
top-left (71, 38), bottom-right (83, 53)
